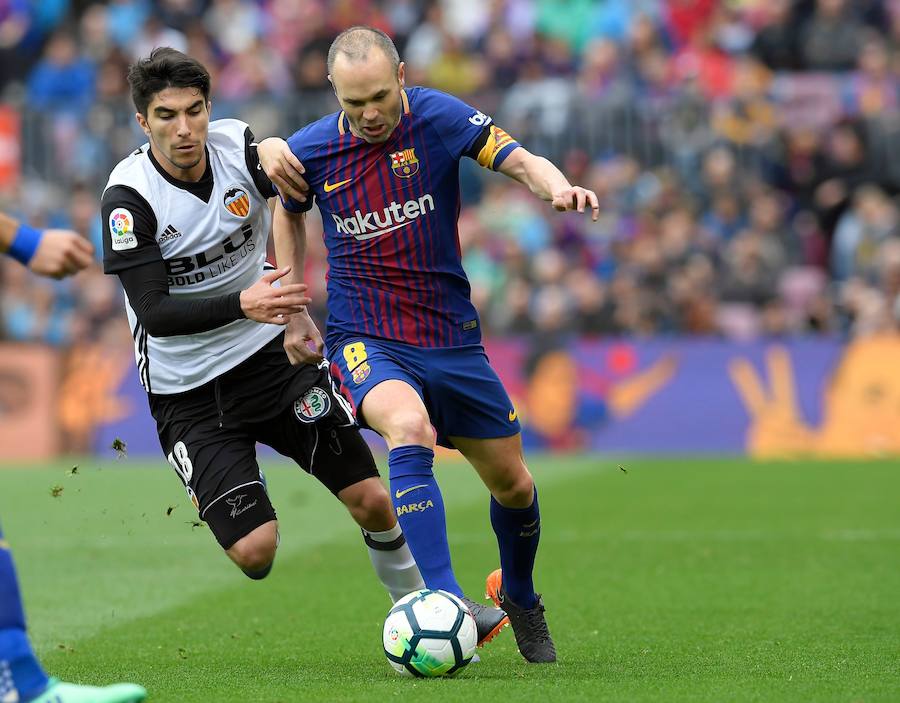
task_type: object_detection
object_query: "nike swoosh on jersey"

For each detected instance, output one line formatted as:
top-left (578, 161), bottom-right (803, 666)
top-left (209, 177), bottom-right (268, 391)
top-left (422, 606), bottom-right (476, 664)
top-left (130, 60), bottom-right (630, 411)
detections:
top-left (323, 178), bottom-right (353, 193)
top-left (508, 409), bottom-right (518, 422)
top-left (395, 484), bottom-right (428, 499)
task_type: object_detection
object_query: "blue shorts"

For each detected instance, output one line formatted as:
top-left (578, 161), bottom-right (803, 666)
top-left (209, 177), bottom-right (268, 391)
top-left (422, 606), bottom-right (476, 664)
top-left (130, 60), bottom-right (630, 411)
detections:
top-left (328, 337), bottom-right (521, 449)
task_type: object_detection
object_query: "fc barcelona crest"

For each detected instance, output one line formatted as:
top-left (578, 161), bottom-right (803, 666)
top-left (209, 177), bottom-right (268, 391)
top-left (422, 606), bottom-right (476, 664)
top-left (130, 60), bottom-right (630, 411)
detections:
top-left (352, 362), bottom-right (371, 385)
top-left (224, 185), bottom-right (250, 217)
top-left (389, 148), bottom-right (419, 178)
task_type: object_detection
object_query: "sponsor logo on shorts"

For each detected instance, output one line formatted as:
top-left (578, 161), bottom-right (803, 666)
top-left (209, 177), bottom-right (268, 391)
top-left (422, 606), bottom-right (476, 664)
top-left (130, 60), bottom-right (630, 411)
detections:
top-left (352, 361), bottom-right (371, 385)
top-left (109, 207), bottom-right (137, 251)
top-left (226, 493), bottom-right (258, 519)
top-left (396, 499), bottom-right (434, 516)
top-left (293, 386), bottom-right (331, 423)
top-left (508, 408), bottom-right (518, 422)
top-left (327, 430), bottom-right (343, 455)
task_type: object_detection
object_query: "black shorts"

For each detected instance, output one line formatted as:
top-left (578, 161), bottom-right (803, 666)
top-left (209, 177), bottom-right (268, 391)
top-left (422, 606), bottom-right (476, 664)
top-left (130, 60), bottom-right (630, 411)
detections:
top-left (149, 333), bottom-right (379, 549)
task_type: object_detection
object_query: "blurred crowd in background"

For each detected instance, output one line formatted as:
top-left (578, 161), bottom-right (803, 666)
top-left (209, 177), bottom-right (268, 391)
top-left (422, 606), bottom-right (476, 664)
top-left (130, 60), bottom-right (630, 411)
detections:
top-left (3, 0), bottom-right (900, 347)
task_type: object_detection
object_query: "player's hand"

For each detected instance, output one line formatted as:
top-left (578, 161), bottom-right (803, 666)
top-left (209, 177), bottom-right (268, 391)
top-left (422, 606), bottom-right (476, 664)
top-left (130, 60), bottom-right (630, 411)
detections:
top-left (551, 186), bottom-right (600, 221)
top-left (240, 266), bottom-right (312, 324)
top-left (283, 309), bottom-right (325, 365)
top-left (28, 229), bottom-right (95, 279)
top-left (257, 137), bottom-right (309, 203)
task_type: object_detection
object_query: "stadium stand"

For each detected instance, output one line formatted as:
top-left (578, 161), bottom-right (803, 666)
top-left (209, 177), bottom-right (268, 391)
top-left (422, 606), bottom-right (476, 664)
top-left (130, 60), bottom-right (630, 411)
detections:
top-left (1, 0), bottom-right (899, 344)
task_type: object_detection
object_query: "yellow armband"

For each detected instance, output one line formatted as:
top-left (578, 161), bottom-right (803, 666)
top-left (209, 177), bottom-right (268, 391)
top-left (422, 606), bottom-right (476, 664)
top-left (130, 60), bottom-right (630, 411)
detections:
top-left (476, 125), bottom-right (517, 170)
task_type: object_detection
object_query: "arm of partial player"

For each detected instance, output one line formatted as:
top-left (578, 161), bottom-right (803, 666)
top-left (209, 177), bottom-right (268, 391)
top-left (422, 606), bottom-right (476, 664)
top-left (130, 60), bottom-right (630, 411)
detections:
top-left (496, 148), bottom-right (600, 221)
top-left (271, 199), bottom-right (324, 364)
top-left (0, 210), bottom-right (94, 279)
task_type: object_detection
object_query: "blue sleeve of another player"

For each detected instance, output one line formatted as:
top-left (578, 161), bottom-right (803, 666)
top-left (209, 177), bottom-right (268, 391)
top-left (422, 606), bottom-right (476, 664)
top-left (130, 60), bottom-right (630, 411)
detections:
top-left (280, 127), bottom-right (316, 214)
top-left (412, 87), bottom-right (520, 169)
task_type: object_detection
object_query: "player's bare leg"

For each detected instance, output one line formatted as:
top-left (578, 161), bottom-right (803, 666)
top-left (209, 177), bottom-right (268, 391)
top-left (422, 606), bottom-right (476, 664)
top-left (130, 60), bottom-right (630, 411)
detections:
top-left (361, 381), bottom-right (508, 643)
top-left (450, 434), bottom-right (556, 663)
top-left (337, 477), bottom-right (424, 602)
top-left (338, 477), bottom-right (396, 530)
top-left (361, 380), bottom-right (436, 450)
top-left (226, 519), bottom-right (279, 579)
top-left (449, 434), bottom-right (534, 508)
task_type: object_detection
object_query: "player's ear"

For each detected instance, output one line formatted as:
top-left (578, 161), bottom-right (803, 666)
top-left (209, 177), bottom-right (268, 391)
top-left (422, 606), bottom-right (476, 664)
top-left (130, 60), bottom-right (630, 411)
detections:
top-left (397, 62), bottom-right (405, 88)
top-left (328, 75), bottom-right (340, 101)
top-left (135, 112), bottom-right (150, 137)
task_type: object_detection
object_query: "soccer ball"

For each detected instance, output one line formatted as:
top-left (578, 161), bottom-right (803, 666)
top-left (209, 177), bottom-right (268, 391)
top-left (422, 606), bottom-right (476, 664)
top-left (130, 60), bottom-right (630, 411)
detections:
top-left (382, 589), bottom-right (478, 677)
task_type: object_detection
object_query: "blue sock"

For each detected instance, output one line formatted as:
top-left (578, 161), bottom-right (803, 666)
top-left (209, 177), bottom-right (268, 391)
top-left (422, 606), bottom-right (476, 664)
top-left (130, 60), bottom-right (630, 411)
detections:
top-left (388, 445), bottom-right (462, 597)
top-left (490, 488), bottom-right (541, 609)
top-left (0, 525), bottom-right (49, 702)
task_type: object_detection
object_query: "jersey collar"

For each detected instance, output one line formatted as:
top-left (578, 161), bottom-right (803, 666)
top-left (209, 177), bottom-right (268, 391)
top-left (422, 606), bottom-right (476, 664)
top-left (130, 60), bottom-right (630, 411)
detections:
top-left (147, 145), bottom-right (214, 203)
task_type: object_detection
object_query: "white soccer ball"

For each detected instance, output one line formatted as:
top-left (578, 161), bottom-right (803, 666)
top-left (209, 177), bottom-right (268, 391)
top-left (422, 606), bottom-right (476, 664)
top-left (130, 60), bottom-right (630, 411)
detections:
top-left (382, 589), bottom-right (478, 677)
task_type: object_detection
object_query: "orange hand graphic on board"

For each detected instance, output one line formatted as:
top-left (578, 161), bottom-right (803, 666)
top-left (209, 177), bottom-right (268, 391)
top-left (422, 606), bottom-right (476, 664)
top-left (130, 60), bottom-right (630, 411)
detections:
top-left (730, 336), bottom-right (900, 458)
top-left (728, 347), bottom-right (816, 458)
top-left (57, 343), bottom-right (133, 450)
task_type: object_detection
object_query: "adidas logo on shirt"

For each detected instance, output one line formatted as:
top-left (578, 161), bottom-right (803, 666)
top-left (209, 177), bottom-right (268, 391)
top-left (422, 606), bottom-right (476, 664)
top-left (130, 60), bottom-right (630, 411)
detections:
top-left (159, 224), bottom-right (182, 243)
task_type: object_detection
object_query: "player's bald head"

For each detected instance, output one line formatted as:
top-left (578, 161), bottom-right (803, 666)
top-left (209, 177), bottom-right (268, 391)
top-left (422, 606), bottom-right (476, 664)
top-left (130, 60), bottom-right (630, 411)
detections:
top-left (328, 26), bottom-right (405, 143)
top-left (327, 26), bottom-right (400, 76)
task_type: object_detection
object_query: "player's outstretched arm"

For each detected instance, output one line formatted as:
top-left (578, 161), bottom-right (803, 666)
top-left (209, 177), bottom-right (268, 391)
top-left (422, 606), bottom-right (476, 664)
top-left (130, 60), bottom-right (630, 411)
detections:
top-left (257, 137), bottom-right (310, 203)
top-left (497, 148), bottom-right (600, 221)
top-left (0, 211), bottom-right (94, 279)
top-left (271, 199), bottom-right (324, 364)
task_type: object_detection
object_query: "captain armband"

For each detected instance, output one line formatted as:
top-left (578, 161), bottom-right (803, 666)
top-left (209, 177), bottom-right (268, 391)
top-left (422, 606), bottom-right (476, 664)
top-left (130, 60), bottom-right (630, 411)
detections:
top-left (475, 125), bottom-right (518, 170)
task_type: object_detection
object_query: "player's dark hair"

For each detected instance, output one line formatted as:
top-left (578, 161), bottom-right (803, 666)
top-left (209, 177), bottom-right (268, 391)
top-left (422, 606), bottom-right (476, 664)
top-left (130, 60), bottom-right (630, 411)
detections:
top-left (327, 26), bottom-right (400, 74)
top-left (127, 47), bottom-right (211, 116)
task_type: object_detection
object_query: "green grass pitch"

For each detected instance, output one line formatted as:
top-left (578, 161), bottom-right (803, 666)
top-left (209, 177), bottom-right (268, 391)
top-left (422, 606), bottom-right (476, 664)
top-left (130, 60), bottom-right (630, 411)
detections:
top-left (2, 455), bottom-right (898, 702)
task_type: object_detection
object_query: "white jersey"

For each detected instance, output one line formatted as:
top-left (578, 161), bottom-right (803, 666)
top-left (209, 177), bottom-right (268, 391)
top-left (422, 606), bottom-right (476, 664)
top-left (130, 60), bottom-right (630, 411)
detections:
top-left (102, 119), bottom-right (281, 395)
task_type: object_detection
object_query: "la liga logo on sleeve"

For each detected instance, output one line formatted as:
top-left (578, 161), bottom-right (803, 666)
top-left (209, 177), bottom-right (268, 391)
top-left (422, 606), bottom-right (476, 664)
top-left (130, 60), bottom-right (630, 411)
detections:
top-left (109, 208), bottom-right (137, 251)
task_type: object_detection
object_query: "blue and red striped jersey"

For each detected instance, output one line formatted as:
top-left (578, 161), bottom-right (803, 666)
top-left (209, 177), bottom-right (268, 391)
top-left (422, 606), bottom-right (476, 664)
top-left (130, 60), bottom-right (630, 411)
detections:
top-left (283, 86), bottom-right (520, 348)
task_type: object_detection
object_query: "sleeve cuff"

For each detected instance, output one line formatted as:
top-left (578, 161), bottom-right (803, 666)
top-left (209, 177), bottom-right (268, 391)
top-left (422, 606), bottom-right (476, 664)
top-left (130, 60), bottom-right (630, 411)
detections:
top-left (280, 193), bottom-right (314, 214)
top-left (227, 291), bottom-right (245, 319)
top-left (489, 142), bottom-right (520, 171)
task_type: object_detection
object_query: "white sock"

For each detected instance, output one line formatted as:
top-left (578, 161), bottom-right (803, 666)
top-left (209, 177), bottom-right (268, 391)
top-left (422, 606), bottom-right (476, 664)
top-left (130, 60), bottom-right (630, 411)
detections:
top-left (362, 524), bottom-right (425, 603)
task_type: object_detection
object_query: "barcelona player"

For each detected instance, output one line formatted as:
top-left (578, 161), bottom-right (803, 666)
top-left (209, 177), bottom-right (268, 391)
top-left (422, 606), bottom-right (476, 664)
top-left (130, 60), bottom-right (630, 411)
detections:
top-left (262, 26), bottom-right (599, 663)
top-left (1, 215), bottom-right (145, 701)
